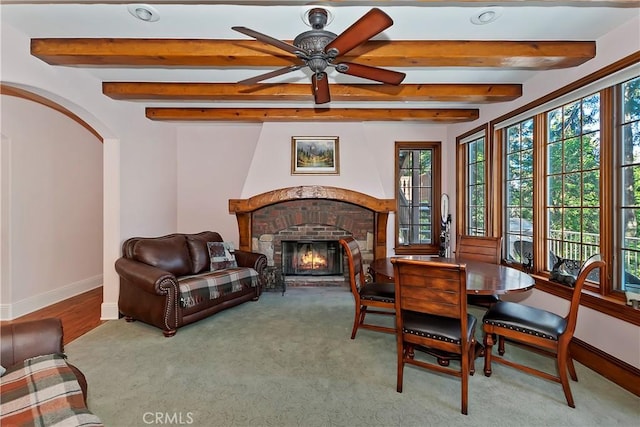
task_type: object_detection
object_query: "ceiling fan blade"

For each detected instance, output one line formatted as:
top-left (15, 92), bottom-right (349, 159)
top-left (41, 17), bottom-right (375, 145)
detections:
top-left (336, 62), bottom-right (406, 85)
top-left (237, 65), bottom-right (303, 85)
top-left (324, 8), bottom-right (393, 57)
top-left (312, 72), bottom-right (331, 104)
top-left (232, 26), bottom-right (306, 56)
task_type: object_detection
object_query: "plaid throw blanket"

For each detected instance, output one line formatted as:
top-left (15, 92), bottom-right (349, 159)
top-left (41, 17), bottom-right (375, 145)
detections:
top-left (179, 267), bottom-right (258, 308)
top-left (0, 353), bottom-right (103, 427)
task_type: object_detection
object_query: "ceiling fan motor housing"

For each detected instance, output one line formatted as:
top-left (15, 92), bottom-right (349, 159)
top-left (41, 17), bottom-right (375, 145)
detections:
top-left (293, 28), bottom-right (337, 73)
top-left (293, 30), bottom-right (337, 55)
top-left (295, 7), bottom-right (338, 71)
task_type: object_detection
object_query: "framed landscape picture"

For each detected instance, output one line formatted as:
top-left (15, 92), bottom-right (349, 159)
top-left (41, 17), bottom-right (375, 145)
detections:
top-left (291, 136), bottom-right (340, 175)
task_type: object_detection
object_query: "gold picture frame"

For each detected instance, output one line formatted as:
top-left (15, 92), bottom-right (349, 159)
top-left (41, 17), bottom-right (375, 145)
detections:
top-left (291, 136), bottom-right (340, 175)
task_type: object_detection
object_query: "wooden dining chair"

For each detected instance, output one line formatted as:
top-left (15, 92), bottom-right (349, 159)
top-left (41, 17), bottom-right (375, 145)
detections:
top-left (339, 237), bottom-right (395, 339)
top-left (391, 258), bottom-right (477, 415)
top-left (456, 235), bottom-right (503, 309)
top-left (482, 253), bottom-right (605, 408)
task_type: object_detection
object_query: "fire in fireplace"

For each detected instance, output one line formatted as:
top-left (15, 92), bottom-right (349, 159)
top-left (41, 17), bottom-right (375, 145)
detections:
top-left (282, 240), bottom-right (343, 276)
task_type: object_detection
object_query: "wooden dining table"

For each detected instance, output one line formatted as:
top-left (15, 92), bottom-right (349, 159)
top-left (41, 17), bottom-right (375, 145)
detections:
top-left (369, 255), bottom-right (535, 296)
top-left (370, 255), bottom-right (535, 362)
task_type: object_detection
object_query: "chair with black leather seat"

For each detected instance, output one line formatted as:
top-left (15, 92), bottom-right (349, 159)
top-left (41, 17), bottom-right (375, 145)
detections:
top-left (456, 235), bottom-right (503, 309)
top-left (339, 237), bottom-right (395, 339)
top-left (482, 253), bottom-right (605, 408)
top-left (391, 257), bottom-right (477, 415)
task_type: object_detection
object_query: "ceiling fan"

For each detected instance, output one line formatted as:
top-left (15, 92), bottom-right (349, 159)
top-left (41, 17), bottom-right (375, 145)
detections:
top-left (232, 8), bottom-right (406, 105)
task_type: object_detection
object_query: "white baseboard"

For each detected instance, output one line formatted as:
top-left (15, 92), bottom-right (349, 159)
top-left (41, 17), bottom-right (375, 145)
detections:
top-left (101, 302), bottom-right (119, 320)
top-left (1, 275), bottom-right (103, 320)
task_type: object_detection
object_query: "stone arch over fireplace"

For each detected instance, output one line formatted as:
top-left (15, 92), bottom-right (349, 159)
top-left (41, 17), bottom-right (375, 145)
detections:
top-left (229, 186), bottom-right (395, 260)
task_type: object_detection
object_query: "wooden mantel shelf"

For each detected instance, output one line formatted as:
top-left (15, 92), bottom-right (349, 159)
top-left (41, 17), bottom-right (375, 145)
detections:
top-left (229, 186), bottom-right (395, 259)
top-left (229, 185), bottom-right (395, 213)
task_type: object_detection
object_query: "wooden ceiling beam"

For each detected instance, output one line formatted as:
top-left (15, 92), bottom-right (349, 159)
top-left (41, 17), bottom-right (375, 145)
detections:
top-left (103, 82), bottom-right (522, 103)
top-left (32, 39), bottom-right (595, 69)
top-left (145, 107), bottom-right (479, 123)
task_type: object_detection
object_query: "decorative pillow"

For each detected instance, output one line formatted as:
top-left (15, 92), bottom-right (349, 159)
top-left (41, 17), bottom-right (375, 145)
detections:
top-left (207, 242), bottom-right (238, 271)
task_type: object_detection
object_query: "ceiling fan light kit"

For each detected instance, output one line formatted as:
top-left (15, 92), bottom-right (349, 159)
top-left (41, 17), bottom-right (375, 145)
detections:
top-left (232, 7), bottom-right (406, 105)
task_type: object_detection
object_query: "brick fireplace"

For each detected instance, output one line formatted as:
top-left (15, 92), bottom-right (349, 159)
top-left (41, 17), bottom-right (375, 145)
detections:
top-left (252, 199), bottom-right (373, 272)
top-left (229, 186), bottom-right (395, 281)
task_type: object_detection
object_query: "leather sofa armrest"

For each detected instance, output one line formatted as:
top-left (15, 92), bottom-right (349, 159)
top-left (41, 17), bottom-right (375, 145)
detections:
top-left (0, 318), bottom-right (63, 368)
top-left (0, 318), bottom-right (89, 403)
top-left (235, 250), bottom-right (267, 271)
top-left (115, 257), bottom-right (177, 294)
top-left (235, 250), bottom-right (268, 285)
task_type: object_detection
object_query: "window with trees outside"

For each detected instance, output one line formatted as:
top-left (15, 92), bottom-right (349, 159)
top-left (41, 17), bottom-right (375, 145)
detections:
top-left (459, 57), bottom-right (640, 320)
top-left (546, 93), bottom-right (602, 287)
top-left (463, 135), bottom-right (487, 236)
top-left (490, 66), bottom-right (640, 304)
top-left (620, 76), bottom-right (640, 295)
top-left (505, 118), bottom-right (534, 265)
top-left (395, 141), bottom-right (441, 255)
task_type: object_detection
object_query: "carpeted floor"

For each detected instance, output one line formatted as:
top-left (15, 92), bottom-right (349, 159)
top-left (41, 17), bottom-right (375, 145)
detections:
top-left (66, 287), bottom-right (639, 427)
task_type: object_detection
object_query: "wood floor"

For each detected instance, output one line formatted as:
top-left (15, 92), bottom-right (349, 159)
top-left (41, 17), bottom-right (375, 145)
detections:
top-left (2, 287), bottom-right (105, 346)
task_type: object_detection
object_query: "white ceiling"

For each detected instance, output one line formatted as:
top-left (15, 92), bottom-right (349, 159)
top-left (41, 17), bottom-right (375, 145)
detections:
top-left (1, 1), bottom-right (639, 109)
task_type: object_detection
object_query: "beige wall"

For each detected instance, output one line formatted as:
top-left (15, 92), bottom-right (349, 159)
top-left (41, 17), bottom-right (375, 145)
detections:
top-left (0, 95), bottom-right (103, 318)
top-left (2, 21), bottom-right (181, 321)
top-left (176, 122), bottom-right (450, 250)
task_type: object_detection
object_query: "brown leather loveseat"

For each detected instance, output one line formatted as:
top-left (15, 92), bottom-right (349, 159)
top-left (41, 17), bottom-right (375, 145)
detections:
top-left (115, 231), bottom-right (267, 337)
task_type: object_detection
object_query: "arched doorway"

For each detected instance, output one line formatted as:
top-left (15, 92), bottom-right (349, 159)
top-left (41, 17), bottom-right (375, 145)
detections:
top-left (0, 83), bottom-right (120, 320)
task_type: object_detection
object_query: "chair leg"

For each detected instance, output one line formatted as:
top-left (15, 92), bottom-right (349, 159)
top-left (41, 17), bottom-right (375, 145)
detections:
top-left (407, 345), bottom-right (415, 360)
top-left (351, 305), bottom-right (362, 339)
top-left (483, 332), bottom-right (495, 377)
top-left (359, 306), bottom-right (368, 326)
top-left (397, 343), bottom-right (405, 393)
top-left (567, 354), bottom-right (578, 382)
top-left (469, 337), bottom-right (476, 376)
top-left (461, 351), bottom-right (469, 415)
top-left (437, 358), bottom-right (450, 366)
top-left (557, 346), bottom-right (576, 408)
top-left (498, 336), bottom-right (506, 355)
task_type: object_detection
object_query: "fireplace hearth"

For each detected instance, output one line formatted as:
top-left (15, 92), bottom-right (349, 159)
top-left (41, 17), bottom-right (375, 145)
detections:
top-left (282, 240), bottom-right (343, 276)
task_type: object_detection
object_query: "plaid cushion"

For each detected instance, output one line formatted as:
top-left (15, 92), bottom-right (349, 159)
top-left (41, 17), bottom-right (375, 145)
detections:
top-left (179, 267), bottom-right (258, 308)
top-left (1, 353), bottom-right (103, 427)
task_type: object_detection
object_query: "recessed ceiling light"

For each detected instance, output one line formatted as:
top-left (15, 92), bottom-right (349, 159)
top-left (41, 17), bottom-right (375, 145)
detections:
top-left (471, 7), bottom-right (502, 25)
top-left (127, 4), bottom-right (160, 22)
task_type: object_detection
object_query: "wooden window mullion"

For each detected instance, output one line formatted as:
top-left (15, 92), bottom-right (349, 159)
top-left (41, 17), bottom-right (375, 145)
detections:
top-left (534, 114), bottom-right (546, 275)
top-left (600, 87), bottom-right (615, 295)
